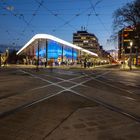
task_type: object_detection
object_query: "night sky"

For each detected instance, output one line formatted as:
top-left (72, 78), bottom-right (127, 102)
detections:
top-left (0, 0), bottom-right (134, 50)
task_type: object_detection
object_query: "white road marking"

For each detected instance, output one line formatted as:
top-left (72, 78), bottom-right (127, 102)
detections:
top-left (19, 70), bottom-right (68, 90)
top-left (42, 74), bottom-right (88, 86)
top-left (123, 96), bottom-right (136, 101)
top-left (83, 71), bottom-right (137, 101)
top-left (19, 69), bottom-right (109, 93)
top-left (92, 77), bottom-right (134, 94)
top-left (22, 69), bottom-right (136, 103)
top-left (18, 69), bottom-right (137, 109)
top-left (55, 70), bottom-right (77, 75)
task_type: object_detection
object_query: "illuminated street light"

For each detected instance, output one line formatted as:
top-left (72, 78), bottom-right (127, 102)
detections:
top-left (130, 41), bottom-right (133, 47)
top-left (129, 41), bottom-right (133, 70)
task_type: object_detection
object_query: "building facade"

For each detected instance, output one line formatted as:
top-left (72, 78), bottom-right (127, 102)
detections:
top-left (73, 30), bottom-right (100, 55)
top-left (118, 26), bottom-right (140, 65)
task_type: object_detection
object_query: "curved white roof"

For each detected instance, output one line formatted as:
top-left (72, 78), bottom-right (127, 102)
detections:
top-left (17, 34), bottom-right (98, 57)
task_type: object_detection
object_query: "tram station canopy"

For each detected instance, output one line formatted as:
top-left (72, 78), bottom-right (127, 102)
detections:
top-left (17, 34), bottom-right (98, 61)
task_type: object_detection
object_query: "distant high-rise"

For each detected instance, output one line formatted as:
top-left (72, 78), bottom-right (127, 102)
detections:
top-left (73, 29), bottom-right (100, 55)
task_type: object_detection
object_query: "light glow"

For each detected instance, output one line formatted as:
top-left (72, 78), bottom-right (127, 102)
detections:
top-left (17, 34), bottom-right (98, 57)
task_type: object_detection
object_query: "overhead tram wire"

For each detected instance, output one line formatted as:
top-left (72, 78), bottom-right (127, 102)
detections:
top-left (14, 0), bottom-right (44, 44)
top-left (0, 5), bottom-right (26, 46)
top-left (0, 13), bottom-right (104, 16)
top-left (1, 0), bottom-right (44, 46)
top-left (56, 8), bottom-right (97, 32)
top-left (51, 7), bottom-right (94, 33)
top-left (86, 9), bottom-right (93, 30)
top-left (52, 13), bottom-right (81, 32)
top-left (88, 0), bottom-right (111, 36)
top-left (16, 0), bottom-right (44, 43)
top-left (34, 0), bottom-right (77, 31)
top-left (35, 0), bottom-right (94, 33)
top-left (25, 0), bottom-right (44, 29)
top-left (5, 30), bottom-right (17, 46)
top-left (0, 2), bottom-right (30, 27)
top-left (0, 2), bottom-right (35, 45)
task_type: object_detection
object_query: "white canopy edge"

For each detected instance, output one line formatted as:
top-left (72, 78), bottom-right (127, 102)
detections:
top-left (17, 34), bottom-right (98, 57)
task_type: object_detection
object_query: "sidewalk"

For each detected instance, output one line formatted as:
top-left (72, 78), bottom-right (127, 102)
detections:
top-left (6, 64), bottom-right (115, 69)
top-left (120, 64), bottom-right (140, 71)
top-left (3, 63), bottom-right (130, 71)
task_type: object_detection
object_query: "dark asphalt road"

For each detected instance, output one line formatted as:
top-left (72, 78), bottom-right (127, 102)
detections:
top-left (0, 65), bottom-right (140, 140)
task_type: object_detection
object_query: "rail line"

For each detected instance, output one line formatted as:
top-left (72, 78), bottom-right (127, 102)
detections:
top-left (71, 90), bottom-right (140, 123)
top-left (0, 68), bottom-right (140, 124)
top-left (0, 69), bottom-right (101, 100)
top-left (83, 72), bottom-right (138, 101)
top-left (0, 69), bottom-right (110, 118)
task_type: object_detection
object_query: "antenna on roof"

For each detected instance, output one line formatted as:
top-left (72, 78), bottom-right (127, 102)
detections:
top-left (83, 26), bottom-right (86, 31)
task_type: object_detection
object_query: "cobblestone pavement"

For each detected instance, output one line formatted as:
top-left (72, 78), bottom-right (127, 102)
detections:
top-left (0, 66), bottom-right (140, 140)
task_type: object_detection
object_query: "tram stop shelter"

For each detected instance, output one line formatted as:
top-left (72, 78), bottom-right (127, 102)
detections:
top-left (17, 34), bottom-right (98, 65)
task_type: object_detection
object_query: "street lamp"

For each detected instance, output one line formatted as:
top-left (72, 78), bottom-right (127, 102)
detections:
top-left (130, 41), bottom-right (133, 47)
top-left (0, 53), bottom-right (1, 68)
top-left (129, 41), bottom-right (133, 70)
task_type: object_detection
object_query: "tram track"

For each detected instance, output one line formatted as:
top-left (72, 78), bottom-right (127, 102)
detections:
top-left (0, 69), bottom-right (89, 100)
top-left (83, 72), bottom-right (139, 100)
top-left (0, 90), bottom-right (65, 118)
top-left (71, 90), bottom-right (140, 123)
top-left (0, 69), bottom-right (110, 118)
top-left (1, 83), bottom-right (140, 124)
top-left (0, 68), bottom-right (140, 125)
top-left (0, 69), bottom-right (102, 115)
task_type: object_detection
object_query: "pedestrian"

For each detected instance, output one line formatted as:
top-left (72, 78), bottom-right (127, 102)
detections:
top-left (50, 59), bottom-right (53, 72)
top-left (44, 61), bottom-right (47, 67)
top-left (84, 61), bottom-right (86, 68)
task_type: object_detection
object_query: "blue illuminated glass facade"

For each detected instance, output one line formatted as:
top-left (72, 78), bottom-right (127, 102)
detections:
top-left (36, 40), bottom-right (78, 61)
top-left (48, 41), bottom-right (62, 59)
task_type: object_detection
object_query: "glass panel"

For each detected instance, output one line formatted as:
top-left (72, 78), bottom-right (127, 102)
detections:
top-left (48, 41), bottom-right (62, 59)
top-left (63, 45), bottom-right (72, 59)
top-left (35, 40), bottom-right (78, 60)
top-left (73, 49), bottom-right (78, 60)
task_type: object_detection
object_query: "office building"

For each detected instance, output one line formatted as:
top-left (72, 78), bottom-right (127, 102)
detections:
top-left (73, 30), bottom-right (100, 55)
top-left (118, 26), bottom-right (140, 65)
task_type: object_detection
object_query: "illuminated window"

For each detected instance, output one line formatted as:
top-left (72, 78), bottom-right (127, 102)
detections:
top-left (81, 37), bottom-right (86, 40)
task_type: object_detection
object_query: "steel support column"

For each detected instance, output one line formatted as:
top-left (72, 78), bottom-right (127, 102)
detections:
top-left (0, 54), bottom-right (1, 68)
top-left (72, 48), bottom-right (74, 62)
top-left (37, 40), bottom-right (40, 71)
top-left (46, 40), bottom-right (48, 67)
top-left (62, 45), bottom-right (63, 62)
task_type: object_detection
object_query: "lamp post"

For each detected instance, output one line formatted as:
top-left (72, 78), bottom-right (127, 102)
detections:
top-left (129, 41), bottom-right (133, 70)
top-left (0, 53), bottom-right (1, 68)
top-left (135, 46), bottom-right (138, 66)
top-left (36, 40), bottom-right (40, 71)
top-left (123, 48), bottom-right (125, 69)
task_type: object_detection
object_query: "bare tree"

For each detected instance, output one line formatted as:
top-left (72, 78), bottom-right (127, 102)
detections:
top-left (112, 0), bottom-right (140, 65)
top-left (113, 0), bottom-right (140, 31)
top-left (112, 0), bottom-right (140, 41)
